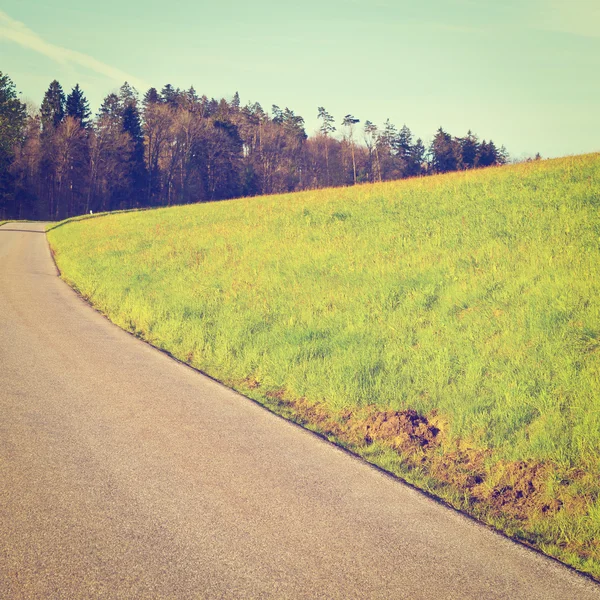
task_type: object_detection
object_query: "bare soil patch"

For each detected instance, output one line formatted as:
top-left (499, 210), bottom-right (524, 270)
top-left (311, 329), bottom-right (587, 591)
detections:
top-left (250, 382), bottom-right (597, 573)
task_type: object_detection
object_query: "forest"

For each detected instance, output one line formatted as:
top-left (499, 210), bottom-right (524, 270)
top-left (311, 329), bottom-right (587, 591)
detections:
top-left (0, 71), bottom-right (510, 220)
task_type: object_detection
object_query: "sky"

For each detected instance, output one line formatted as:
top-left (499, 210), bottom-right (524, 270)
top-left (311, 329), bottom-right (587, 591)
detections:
top-left (1, 0), bottom-right (599, 159)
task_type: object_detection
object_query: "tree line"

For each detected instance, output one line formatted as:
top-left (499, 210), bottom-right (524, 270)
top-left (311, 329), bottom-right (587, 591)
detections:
top-left (0, 71), bottom-right (511, 220)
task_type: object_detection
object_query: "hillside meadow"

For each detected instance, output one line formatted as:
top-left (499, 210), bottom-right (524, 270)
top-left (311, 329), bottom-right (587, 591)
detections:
top-left (48, 154), bottom-right (600, 577)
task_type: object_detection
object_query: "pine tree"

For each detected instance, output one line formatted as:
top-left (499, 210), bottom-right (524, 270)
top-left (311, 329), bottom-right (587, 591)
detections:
top-left (282, 108), bottom-right (306, 140)
top-left (342, 114), bottom-right (360, 184)
top-left (98, 93), bottom-right (121, 121)
top-left (161, 84), bottom-right (179, 105)
top-left (411, 138), bottom-right (425, 175)
top-left (317, 107), bottom-right (336, 137)
top-left (66, 84), bottom-right (91, 128)
top-left (122, 103), bottom-right (143, 144)
top-left (119, 86), bottom-right (146, 207)
top-left (122, 101), bottom-right (146, 206)
top-left (430, 127), bottom-right (458, 173)
top-left (458, 130), bottom-right (479, 169)
top-left (40, 80), bottom-right (66, 131)
top-left (363, 121), bottom-right (381, 182)
top-left (395, 124), bottom-right (414, 176)
top-left (477, 140), bottom-right (498, 167)
top-left (317, 107), bottom-right (336, 185)
top-left (0, 72), bottom-right (26, 160)
top-left (0, 71), bottom-right (27, 218)
top-left (206, 98), bottom-right (219, 117)
top-left (119, 82), bottom-right (138, 107)
top-left (252, 102), bottom-right (265, 121)
top-left (497, 145), bottom-right (510, 165)
top-left (271, 105), bottom-right (284, 124)
top-left (395, 125), bottom-right (412, 158)
top-left (216, 98), bottom-right (231, 120)
top-left (231, 91), bottom-right (241, 111)
top-left (143, 87), bottom-right (160, 106)
top-left (185, 87), bottom-right (199, 107)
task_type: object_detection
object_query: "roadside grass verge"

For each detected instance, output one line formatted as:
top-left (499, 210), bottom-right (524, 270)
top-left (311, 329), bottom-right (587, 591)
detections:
top-left (48, 153), bottom-right (600, 578)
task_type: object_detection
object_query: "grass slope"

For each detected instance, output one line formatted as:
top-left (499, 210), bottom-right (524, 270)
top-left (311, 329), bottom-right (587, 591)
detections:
top-left (48, 154), bottom-right (600, 577)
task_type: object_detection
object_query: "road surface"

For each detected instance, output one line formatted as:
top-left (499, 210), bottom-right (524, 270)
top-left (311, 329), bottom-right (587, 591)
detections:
top-left (0, 222), bottom-right (598, 599)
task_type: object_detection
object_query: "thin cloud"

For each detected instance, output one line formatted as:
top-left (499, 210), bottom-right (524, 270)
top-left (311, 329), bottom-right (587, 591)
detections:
top-left (537, 0), bottom-right (600, 39)
top-left (0, 10), bottom-right (149, 90)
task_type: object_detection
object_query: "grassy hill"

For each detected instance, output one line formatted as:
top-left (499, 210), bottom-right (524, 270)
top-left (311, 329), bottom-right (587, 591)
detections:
top-left (48, 154), bottom-right (600, 578)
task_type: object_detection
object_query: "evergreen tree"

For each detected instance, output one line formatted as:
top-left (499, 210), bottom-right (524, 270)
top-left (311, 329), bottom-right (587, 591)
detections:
top-left (376, 119), bottom-right (398, 180)
top-left (411, 138), bottom-right (426, 175)
top-left (395, 124), bottom-right (412, 158)
top-left (317, 107), bottom-right (336, 137)
top-left (216, 98), bottom-right (231, 119)
top-left (119, 86), bottom-right (146, 207)
top-left (478, 140), bottom-right (498, 167)
top-left (363, 121), bottom-right (381, 182)
top-left (430, 127), bottom-right (458, 173)
top-left (39, 81), bottom-right (67, 219)
top-left (66, 84), bottom-right (91, 128)
top-left (395, 124), bottom-right (415, 176)
top-left (119, 82), bottom-right (138, 107)
top-left (122, 101), bottom-right (146, 206)
top-left (161, 84), bottom-right (179, 105)
top-left (206, 98), bottom-right (219, 117)
top-left (0, 72), bottom-right (26, 160)
top-left (282, 108), bottom-right (307, 140)
top-left (143, 87), bottom-right (160, 106)
top-left (251, 102), bottom-right (265, 121)
top-left (122, 102), bottom-right (144, 150)
top-left (342, 114), bottom-right (360, 184)
top-left (40, 80), bottom-right (66, 131)
top-left (317, 107), bottom-right (337, 185)
top-left (185, 86), bottom-right (199, 107)
top-left (458, 130), bottom-right (479, 169)
top-left (497, 145), bottom-right (510, 165)
top-left (271, 105), bottom-right (284, 124)
top-left (202, 117), bottom-right (243, 200)
top-left (381, 119), bottom-right (397, 145)
top-left (0, 71), bottom-right (27, 218)
top-left (99, 93), bottom-right (121, 121)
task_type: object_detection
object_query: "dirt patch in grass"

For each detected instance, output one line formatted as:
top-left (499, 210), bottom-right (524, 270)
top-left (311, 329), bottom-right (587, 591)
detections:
top-left (429, 443), bottom-right (490, 492)
top-left (362, 409), bottom-right (440, 451)
top-left (253, 383), bottom-right (597, 575)
top-left (483, 461), bottom-right (561, 519)
top-left (264, 390), bottom-right (441, 454)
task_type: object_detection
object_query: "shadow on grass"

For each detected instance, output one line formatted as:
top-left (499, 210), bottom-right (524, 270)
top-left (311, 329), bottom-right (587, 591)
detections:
top-left (45, 207), bottom-right (152, 233)
top-left (45, 213), bottom-right (109, 233)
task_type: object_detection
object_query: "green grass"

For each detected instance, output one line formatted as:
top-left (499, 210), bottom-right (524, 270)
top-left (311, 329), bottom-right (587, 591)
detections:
top-left (48, 154), bottom-right (600, 577)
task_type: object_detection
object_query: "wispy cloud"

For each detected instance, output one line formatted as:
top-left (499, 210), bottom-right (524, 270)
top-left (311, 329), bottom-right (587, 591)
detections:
top-left (537, 0), bottom-right (600, 39)
top-left (0, 10), bottom-right (148, 90)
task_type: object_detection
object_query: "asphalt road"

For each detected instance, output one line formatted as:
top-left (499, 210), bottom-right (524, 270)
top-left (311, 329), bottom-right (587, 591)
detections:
top-left (0, 221), bottom-right (598, 599)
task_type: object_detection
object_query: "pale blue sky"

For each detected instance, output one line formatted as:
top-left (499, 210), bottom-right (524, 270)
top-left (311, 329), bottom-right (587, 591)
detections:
top-left (1, 0), bottom-right (599, 158)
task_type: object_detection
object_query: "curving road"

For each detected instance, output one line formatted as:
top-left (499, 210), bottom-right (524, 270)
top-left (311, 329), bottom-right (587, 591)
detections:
top-left (0, 221), bottom-right (598, 599)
